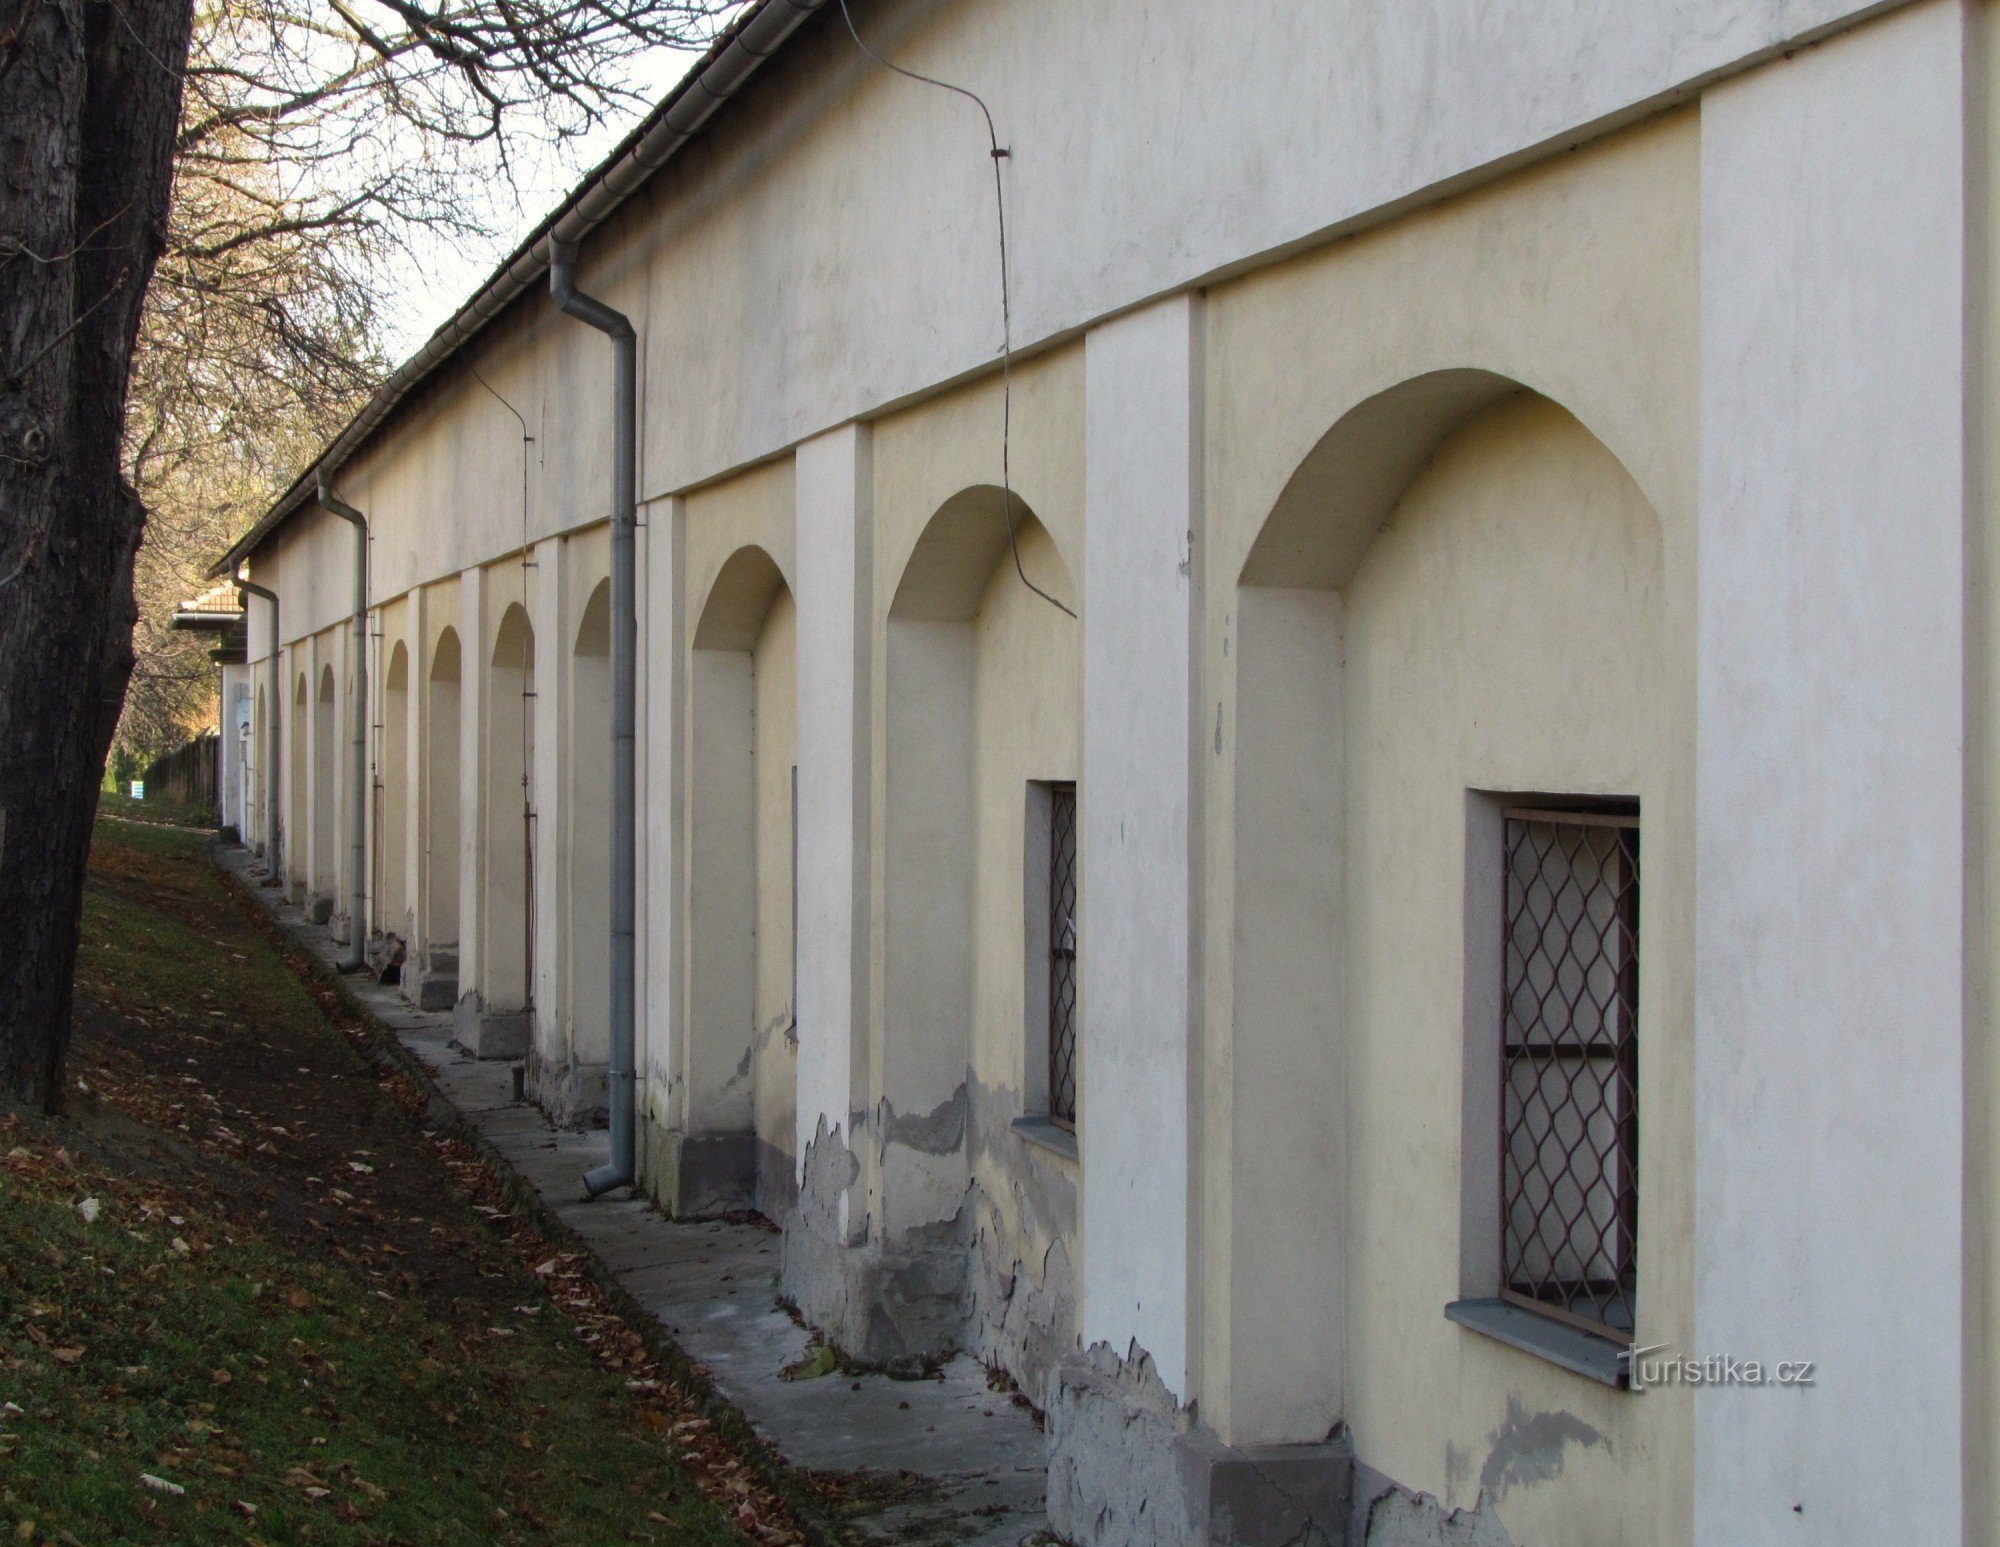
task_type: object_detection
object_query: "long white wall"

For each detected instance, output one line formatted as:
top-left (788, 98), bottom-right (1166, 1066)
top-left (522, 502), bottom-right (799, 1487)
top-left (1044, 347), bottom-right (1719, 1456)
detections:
top-left (250, 0), bottom-right (1925, 648)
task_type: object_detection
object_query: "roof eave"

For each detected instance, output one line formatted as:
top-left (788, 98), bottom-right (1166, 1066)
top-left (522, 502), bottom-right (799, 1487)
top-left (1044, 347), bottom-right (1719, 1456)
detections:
top-left (208, 0), bottom-right (830, 581)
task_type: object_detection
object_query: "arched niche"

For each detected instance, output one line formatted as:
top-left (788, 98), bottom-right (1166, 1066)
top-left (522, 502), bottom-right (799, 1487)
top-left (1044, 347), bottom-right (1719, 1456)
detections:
top-left (484, 603), bottom-right (536, 1017)
top-left (566, 579), bottom-right (613, 1080)
top-left (289, 670), bottom-right (308, 899)
top-left (684, 545), bottom-right (797, 1215)
top-left (380, 641), bottom-right (410, 938)
top-left (1225, 369), bottom-right (1665, 1449)
top-left (254, 682), bottom-right (269, 858)
top-left (314, 662), bottom-right (338, 905)
top-left (882, 486), bottom-right (1079, 1238)
top-left (424, 627), bottom-right (462, 976)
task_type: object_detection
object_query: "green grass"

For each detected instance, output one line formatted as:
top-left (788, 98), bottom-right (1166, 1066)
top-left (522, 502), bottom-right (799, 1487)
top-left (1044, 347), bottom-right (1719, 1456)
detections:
top-left (95, 788), bottom-right (218, 830)
top-left (0, 819), bottom-right (748, 1545)
top-left (0, 1164), bottom-right (741, 1544)
top-left (77, 826), bottom-right (319, 1041)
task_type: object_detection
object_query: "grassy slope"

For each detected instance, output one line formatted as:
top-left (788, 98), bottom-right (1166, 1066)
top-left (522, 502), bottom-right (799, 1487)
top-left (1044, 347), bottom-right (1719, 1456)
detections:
top-left (94, 789), bottom-right (217, 830)
top-left (0, 819), bottom-right (744, 1545)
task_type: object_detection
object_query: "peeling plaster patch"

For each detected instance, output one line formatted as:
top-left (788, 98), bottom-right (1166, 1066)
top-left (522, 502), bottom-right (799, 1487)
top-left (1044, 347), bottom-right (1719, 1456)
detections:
top-left (780, 1117), bottom-right (968, 1367)
top-left (524, 1043), bottom-right (608, 1129)
top-left (1358, 1480), bottom-right (1517, 1547)
top-left (784, 1074), bottom-right (1082, 1406)
top-left (877, 1084), bottom-right (968, 1154)
top-left (1048, 1342), bottom-right (1352, 1546)
top-left (1047, 1341), bottom-right (1199, 1547)
top-left (1475, 1397), bottom-right (1605, 1504)
top-left (962, 1072), bottom-right (1078, 1403)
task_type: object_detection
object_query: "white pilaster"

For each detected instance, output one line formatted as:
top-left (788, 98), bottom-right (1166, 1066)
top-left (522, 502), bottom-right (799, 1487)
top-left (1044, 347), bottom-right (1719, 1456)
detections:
top-left (457, 566), bottom-right (489, 1003)
top-left (403, 587), bottom-right (427, 948)
top-left (1080, 294), bottom-right (1202, 1394)
top-left (793, 423), bottom-right (874, 1177)
top-left (1695, 4), bottom-right (1968, 1537)
top-left (643, 498), bottom-right (686, 1122)
top-left (531, 537), bottom-right (565, 1051)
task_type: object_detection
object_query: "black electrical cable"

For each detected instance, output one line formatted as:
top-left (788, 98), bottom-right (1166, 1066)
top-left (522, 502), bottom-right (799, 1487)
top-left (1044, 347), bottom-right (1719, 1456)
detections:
top-left (836, 0), bottom-right (1076, 620)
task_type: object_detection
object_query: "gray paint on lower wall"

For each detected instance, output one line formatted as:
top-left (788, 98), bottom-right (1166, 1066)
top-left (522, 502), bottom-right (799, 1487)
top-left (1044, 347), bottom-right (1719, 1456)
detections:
top-left (780, 1117), bottom-right (968, 1368)
top-left (1347, 1466), bottom-right (1518, 1547)
top-left (452, 989), bottom-right (528, 1059)
top-left (525, 1044), bottom-right (608, 1130)
top-left (1047, 1341), bottom-right (1355, 1546)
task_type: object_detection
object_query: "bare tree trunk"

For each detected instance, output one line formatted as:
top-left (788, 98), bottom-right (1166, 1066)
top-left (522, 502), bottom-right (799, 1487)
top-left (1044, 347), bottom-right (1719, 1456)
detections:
top-left (0, 0), bottom-right (194, 1110)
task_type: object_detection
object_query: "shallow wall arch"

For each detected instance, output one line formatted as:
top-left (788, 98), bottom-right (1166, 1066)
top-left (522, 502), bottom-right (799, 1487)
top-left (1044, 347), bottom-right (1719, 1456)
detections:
top-left (564, 580), bottom-right (613, 1092)
top-left (255, 683), bottom-right (270, 858)
top-left (289, 670), bottom-right (308, 899)
top-left (1237, 368), bottom-right (1525, 593)
top-left (380, 641), bottom-right (410, 937)
top-left (314, 662), bottom-right (338, 903)
top-left (1226, 375), bottom-right (1668, 1480)
top-left (483, 603), bottom-right (536, 1023)
top-left (889, 485), bottom-right (1072, 623)
top-left (682, 546), bottom-right (797, 1214)
top-left (881, 489), bottom-right (1079, 1249)
top-left (424, 628), bottom-right (463, 974)
top-left (694, 545), bottom-right (788, 651)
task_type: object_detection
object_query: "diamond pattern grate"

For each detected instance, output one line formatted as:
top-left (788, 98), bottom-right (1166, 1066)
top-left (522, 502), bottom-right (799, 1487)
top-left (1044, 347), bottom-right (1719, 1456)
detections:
top-left (1500, 809), bottom-right (1639, 1339)
top-left (1049, 784), bottom-right (1078, 1127)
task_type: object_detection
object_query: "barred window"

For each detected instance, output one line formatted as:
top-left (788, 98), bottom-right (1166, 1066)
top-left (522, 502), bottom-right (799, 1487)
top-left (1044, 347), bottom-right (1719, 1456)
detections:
top-left (1047, 783), bottom-right (1078, 1127)
top-left (1500, 807), bottom-right (1639, 1340)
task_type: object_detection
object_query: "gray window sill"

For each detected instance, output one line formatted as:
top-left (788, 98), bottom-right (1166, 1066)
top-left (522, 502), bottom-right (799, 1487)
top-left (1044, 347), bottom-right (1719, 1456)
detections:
top-left (1444, 1298), bottom-right (1628, 1387)
top-left (1011, 1115), bottom-right (1079, 1163)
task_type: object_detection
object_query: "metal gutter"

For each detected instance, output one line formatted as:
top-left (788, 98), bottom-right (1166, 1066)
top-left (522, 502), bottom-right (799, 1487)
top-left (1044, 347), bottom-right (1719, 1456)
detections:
top-left (207, 0), bottom-right (830, 582)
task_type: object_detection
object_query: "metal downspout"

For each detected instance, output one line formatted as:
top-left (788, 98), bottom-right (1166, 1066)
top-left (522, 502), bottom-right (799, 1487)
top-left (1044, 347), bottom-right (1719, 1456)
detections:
top-left (318, 475), bottom-right (370, 974)
top-left (549, 239), bottom-right (638, 1198)
top-left (234, 570), bottom-right (280, 876)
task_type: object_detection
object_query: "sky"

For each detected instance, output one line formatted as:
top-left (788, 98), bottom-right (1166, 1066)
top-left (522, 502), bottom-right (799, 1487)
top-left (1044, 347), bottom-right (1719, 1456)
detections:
top-left (374, 41), bottom-right (716, 361)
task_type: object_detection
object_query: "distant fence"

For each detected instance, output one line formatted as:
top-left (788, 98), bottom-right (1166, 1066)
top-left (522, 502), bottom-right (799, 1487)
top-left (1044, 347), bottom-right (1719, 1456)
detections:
top-left (143, 733), bottom-right (220, 811)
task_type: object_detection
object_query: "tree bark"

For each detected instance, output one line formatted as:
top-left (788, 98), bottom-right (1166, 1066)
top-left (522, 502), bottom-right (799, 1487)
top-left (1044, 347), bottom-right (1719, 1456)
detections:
top-left (0, 0), bottom-right (195, 1109)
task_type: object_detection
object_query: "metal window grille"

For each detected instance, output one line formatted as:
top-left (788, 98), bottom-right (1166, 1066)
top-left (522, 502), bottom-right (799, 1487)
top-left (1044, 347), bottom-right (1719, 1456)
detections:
top-left (1048, 783), bottom-right (1078, 1127)
top-left (1501, 807), bottom-right (1639, 1340)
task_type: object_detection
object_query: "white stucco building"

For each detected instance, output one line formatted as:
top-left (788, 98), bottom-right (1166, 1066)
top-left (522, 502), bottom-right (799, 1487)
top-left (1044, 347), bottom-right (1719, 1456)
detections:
top-left (210, 1), bottom-right (1998, 1540)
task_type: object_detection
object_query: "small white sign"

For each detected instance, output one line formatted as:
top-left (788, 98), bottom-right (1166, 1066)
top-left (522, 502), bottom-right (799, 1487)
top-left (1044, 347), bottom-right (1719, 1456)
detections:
top-left (130, 781), bottom-right (144, 799)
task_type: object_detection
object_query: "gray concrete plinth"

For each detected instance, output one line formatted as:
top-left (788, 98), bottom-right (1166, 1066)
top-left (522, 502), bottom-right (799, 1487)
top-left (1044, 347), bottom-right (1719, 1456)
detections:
top-left (1049, 1342), bottom-right (1353, 1547)
top-left (452, 992), bottom-right (527, 1059)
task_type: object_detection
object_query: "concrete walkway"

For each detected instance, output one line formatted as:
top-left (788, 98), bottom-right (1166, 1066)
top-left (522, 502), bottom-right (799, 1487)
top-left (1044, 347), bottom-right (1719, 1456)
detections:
top-left (220, 848), bottom-right (1050, 1547)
